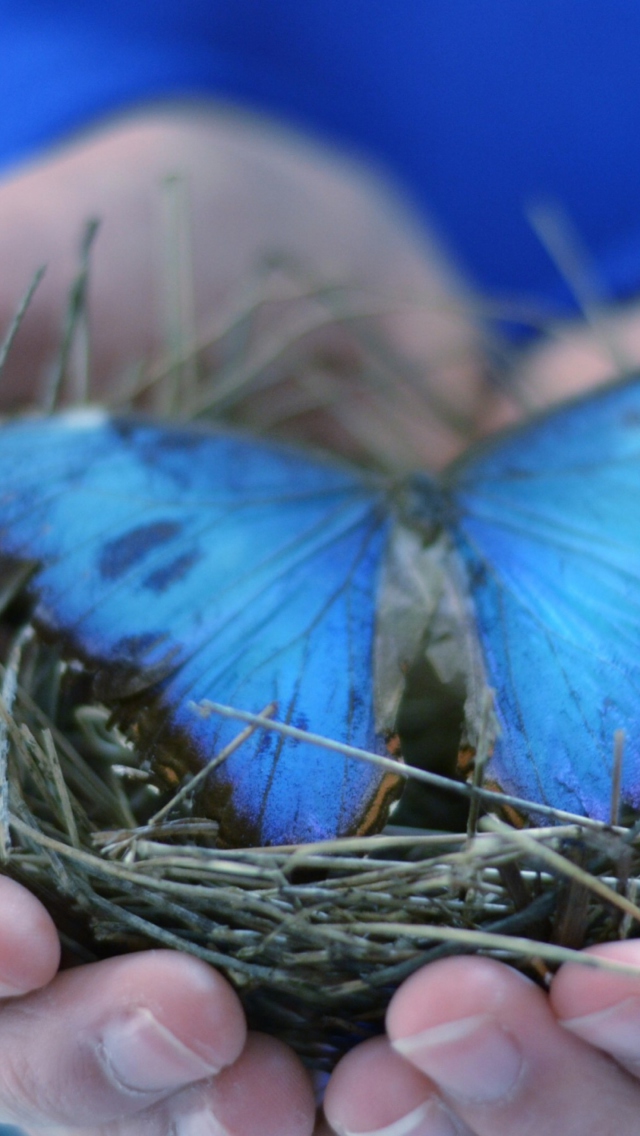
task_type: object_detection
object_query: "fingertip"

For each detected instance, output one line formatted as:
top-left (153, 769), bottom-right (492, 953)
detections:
top-left (386, 955), bottom-right (529, 1047)
top-left (0, 951), bottom-right (249, 1128)
top-left (551, 941), bottom-right (640, 1024)
top-left (324, 1035), bottom-right (435, 1135)
top-left (0, 875), bottom-right (60, 995)
top-left (85, 949), bottom-right (248, 1074)
top-left (206, 1031), bottom-right (316, 1136)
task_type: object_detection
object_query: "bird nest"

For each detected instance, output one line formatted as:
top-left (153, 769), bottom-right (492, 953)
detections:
top-left (1, 239), bottom-right (640, 1073)
top-left (2, 630), bottom-right (639, 1072)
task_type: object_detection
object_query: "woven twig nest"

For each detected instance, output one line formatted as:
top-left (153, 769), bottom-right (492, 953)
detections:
top-left (2, 632), bottom-right (639, 1072)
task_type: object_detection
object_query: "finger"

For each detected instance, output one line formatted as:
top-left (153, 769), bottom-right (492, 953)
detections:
top-left (550, 940), bottom-right (640, 1077)
top-left (386, 956), bottom-right (640, 1136)
top-left (0, 950), bottom-right (245, 1130)
top-left (178, 1031), bottom-right (315, 1136)
top-left (323, 1034), bottom-right (472, 1136)
top-left (38, 1031), bottom-right (316, 1136)
top-left (0, 876), bottom-right (60, 996)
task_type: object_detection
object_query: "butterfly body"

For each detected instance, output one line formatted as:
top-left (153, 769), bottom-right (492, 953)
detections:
top-left (0, 378), bottom-right (638, 844)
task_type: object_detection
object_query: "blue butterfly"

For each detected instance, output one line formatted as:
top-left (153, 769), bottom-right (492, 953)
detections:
top-left (0, 375), bottom-right (637, 845)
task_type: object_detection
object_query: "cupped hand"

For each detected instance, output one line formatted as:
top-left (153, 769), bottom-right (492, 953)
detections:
top-left (9, 865), bottom-right (640, 1136)
top-left (322, 946), bottom-right (640, 1135)
top-left (0, 875), bottom-right (315, 1136)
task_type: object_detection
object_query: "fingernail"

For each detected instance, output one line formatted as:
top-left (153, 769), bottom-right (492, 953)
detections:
top-left (173, 1102), bottom-right (231, 1136)
top-left (98, 1007), bottom-right (222, 1094)
top-left (392, 1013), bottom-right (523, 1103)
top-left (335, 1097), bottom-right (465, 1136)
top-left (0, 975), bottom-right (32, 998)
top-left (561, 995), bottom-right (640, 1066)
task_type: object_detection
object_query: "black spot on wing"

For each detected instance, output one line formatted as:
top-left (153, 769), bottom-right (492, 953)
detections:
top-left (98, 521), bottom-right (183, 581)
top-left (111, 418), bottom-right (213, 488)
top-left (154, 429), bottom-right (211, 454)
top-left (111, 631), bottom-right (171, 662)
top-left (143, 548), bottom-right (202, 593)
top-left (348, 688), bottom-right (365, 720)
top-left (112, 417), bottom-right (210, 454)
top-left (467, 559), bottom-right (488, 590)
top-left (94, 637), bottom-right (180, 700)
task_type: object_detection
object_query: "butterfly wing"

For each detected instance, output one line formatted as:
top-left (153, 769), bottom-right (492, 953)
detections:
top-left (0, 410), bottom-right (400, 845)
top-left (446, 376), bottom-right (640, 820)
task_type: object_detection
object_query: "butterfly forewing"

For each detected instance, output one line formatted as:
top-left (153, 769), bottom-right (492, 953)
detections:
top-left (0, 411), bottom-right (400, 845)
top-left (447, 377), bottom-right (640, 820)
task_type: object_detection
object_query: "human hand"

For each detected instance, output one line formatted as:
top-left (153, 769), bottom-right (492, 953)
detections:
top-left (0, 104), bottom-right (489, 469)
top-left (9, 869), bottom-right (640, 1136)
top-left (0, 875), bottom-right (315, 1135)
top-left (321, 946), bottom-right (640, 1135)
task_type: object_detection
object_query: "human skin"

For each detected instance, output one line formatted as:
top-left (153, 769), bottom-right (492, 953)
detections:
top-left (0, 104), bottom-right (491, 471)
top-left (1, 106), bottom-right (640, 1136)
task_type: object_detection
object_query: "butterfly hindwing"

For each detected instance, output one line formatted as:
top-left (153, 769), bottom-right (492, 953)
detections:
top-left (0, 411), bottom-right (399, 845)
top-left (447, 377), bottom-right (640, 820)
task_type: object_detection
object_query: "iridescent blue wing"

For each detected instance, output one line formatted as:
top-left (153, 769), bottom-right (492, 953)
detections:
top-left (446, 376), bottom-right (640, 820)
top-left (0, 410), bottom-right (399, 845)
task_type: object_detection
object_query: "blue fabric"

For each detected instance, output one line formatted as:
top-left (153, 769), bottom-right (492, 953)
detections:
top-left (2, 2), bottom-right (640, 316)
